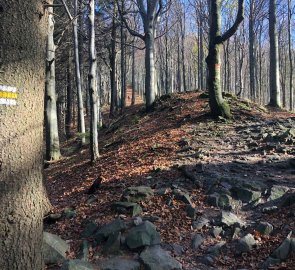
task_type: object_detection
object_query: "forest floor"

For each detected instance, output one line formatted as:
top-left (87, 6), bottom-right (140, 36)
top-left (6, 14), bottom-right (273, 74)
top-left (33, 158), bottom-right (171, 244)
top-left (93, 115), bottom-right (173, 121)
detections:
top-left (45, 91), bottom-right (295, 270)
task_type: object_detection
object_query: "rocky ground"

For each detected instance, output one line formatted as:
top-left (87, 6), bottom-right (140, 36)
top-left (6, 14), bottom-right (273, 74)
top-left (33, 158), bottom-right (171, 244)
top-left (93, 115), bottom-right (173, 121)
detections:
top-left (44, 91), bottom-right (295, 269)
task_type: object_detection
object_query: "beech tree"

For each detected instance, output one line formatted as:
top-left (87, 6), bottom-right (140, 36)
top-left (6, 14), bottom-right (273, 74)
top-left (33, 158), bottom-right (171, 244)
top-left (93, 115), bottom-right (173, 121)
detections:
top-left (206, 0), bottom-right (244, 118)
top-left (0, 0), bottom-right (48, 269)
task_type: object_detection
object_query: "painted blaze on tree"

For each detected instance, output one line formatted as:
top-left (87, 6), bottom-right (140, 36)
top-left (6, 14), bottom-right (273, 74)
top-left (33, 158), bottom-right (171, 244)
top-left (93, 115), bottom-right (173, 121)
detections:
top-left (0, 1), bottom-right (48, 269)
top-left (206, 0), bottom-right (244, 118)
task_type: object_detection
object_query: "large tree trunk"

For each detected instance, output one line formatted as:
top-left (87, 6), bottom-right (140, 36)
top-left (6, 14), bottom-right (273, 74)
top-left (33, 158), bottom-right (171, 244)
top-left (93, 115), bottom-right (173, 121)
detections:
top-left (145, 32), bottom-right (156, 110)
top-left (45, 5), bottom-right (61, 161)
top-left (268, 0), bottom-right (281, 108)
top-left (288, 0), bottom-right (293, 111)
top-left (0, 0), bottom-right (47, 269)
top-left (249, 0), bottom-right (256, 99)
top-left (88, 0), bottom-right (99, 162)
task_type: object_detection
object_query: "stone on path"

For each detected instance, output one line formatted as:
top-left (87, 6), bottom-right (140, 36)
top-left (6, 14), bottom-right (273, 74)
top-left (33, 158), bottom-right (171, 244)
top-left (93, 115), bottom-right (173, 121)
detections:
top-left (122, 186), bottom-right (154, 203)
top-left (43, 232), bottom-right (69, 264)
top-left (192, 217), bottom-right (210, 230)
top-left (94, 219), bottom-right (126, 244)
top-left (140, 245), bottom-right (182, 270)
top-left (111, 202), bottom-right (143, 217)
top-left (267, 186), bottom-right (289, 202)
top-left (126, 221), bottom-right (161, 249)
top-left (256, 222), bottom-right (273, 236)
top-left (220, 211), bottom-right (245, 227)
top-left (236, 234), bottom-right (256, 254)
top-left (192, 234), bottom-right (204, 250)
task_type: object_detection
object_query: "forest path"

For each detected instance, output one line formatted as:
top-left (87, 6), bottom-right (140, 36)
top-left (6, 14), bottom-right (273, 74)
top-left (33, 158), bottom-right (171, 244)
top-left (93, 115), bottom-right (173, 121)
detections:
top-left (44, 91), bottom-right (295, 270)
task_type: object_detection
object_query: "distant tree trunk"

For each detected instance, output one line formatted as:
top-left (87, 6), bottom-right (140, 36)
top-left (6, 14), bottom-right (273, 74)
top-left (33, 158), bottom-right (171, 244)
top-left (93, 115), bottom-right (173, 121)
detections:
top-left (45, 6), bottom-right (61, 161)
top-left (268, 0), bottom-right (281, 108)
top-left (120, 1), bottom-right (126, 111)
top-left (88, 0), bottom-right (99, 162)
top-left (110, 4), bottom-right (118, 116)
top-left (131, 43), bottom-right (136, 105)
top-left (288, 0), bottom-right (293, 111)
top-left (0, 0), bottom-right (48, 268)
top-left (74, 0), bottom-right (86, 143)
top-left (66, 50), bottom-right (74, 138)
top-left (181, 5), bottom-right (187, 92)
top-left (206, 0), bottom-right (244, 118)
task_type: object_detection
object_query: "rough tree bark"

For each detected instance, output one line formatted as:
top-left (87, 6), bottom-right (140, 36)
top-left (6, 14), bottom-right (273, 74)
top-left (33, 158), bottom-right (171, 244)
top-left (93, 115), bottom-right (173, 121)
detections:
top-left (0, 0), bottom-right (48, 269)
top-left (45, 4), bottom-right (61, 161)
top-left (206, 0), bottom-right (244, 118)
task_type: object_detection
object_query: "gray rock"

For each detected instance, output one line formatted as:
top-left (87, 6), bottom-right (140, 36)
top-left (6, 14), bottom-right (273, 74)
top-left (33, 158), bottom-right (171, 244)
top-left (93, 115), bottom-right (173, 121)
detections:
top-left (262, 206), bottom-right (278, 214)
top-left (198, 255), bottom-right (215, 266)
top-left (207, 242), bottom-right (226, 257)
top-left (267, 186), bottom-right (289, 201)
top-left (156, 187), bottom-right (172, 196)
top-left (103, 232), bottom-right (121, 255)
top-left (261, 257), bottom-right (281, 269)
top-left (230, 186), bottom-right (261, 203)
top-left (220, 211), bottom-right (245, 227)
top-left (290, 238), bottom-right (295, 255)
top-left (211, 226), bottom-right (224, 238)
top-left (192, 217), bottom-right (210, 230)
top-left (206, 193), bottom-right (233, 209)
top-left (280, 192), bottom-right (295, 207)
top-left (185, 205), bottom-right (196, 218)
top-left (77, 240), bottom-right (90, 261)
top-left (172, 244), bottom-right (184, 255)
top-left (111, 202), bottom-right (142, 217)
top-left (126, 221), bottom-right (160, 249)
top-left (63, 207), bottom-right (76, 219)
top-left (43, 232), bottom-right (69, 264)
top-left (140, 245), bottom-right (182, 270)
top-left (94, 219), bottom-right (126, 244)
top-left (122, 186), bottom-right (154, 203)
top-left (99, 257), bottom-right (141, 270)
top-left (192, 234), bottom-right (204, 250)
top-left (256, 222), bottom-right (273, 236)
top-left (271, 232), bottom-right (292, 261)
top-left (61, 259), bottom-right (96, 270)
top-left (173, 189), bottom-right (193, 206)
top-left (236, 234), bottom-right (256, 254)
top-left (81, 220), bottom-right (99, 238)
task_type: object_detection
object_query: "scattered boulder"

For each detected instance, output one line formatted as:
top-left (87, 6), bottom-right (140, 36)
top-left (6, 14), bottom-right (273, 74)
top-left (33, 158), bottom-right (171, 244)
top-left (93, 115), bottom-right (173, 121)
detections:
top-left (185, 205), bottom-right (196, 218)
top-left (103, 232), bottom-right (121, 255)
top-left (211, 226), bottom-right (224, 238)
top-left (126, 221), bottom-right (161, 250)
top-left (267, 185), bottom-right (289, 202)
top-left (219, 211), bottom-right (245, 227)
top-left (99, 257), bottom-right (141, 270)
top-left (122, 186), bottom-right (154, 203)
top-left (280, 191), bottom-right (295, 207)
top-left (63, 207), bottom-right (76, 219)
top-left (173, 189), bottom-right (193, 206)
top-left (207, 242), bottom-right (226, 257)
top-left (262, 206), bottom-right (278, 214)
top-left (230, 186), bottom-right (261, 203)
top-left (111, 202), bottom-right (143, 217)
top-left (94, 219), bottom-right (126, 244)
top-left (77, 240), bottom-right (90, 261)
top-left (171, 244), bottom-right (184, 255)
top-left (43, 232), bottom-right (69, 264)
top-left (236, 234), bottom-right (256, 254)
top-left (44, 213), bottom-right (62, 224)
top-left (192, 217), bottom-right (210, 230)
top-left (206, 193), bottom-right (233, 209)
top-left (271, 232), bottom-right (292, 261)
top-left (61, 259), bottom-right (96, 270)
top-left (192, 234), bottom-right (204, 250)
top-left (140, 245), bottom-right (182, 270)
top-left (81, 220), bottom-right (99, 238)
top-left (256, 222), bottom-right (273, 236)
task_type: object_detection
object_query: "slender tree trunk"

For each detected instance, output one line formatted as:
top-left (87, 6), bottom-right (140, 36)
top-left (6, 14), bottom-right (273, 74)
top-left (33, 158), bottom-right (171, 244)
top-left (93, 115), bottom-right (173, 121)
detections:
top-left (88, 0), bottom-right (99, 162)
top-left (131, 43), bottom-right (136, 105)
top-left (145, 32), bottom-right (156, 110)
top-left (249, 0), bottom-right (256, 99)
top-left (73, 0), bottom-right (86, 143)
top-left (288, 0), bottom-right (293, 111)
top-left (181, 6), bottom-right (187, 92)
top-left (66, 50), bottom-right (74, 138)
top-left (110, 5), bottom-right (117, 116)
top-left (268, 0), bottom-right (281, 108)
top-left (120, 2), bottom-right (126, 111)
top-left (45, 6), bottom-right (61, 161)
top-left (0, 1), bottom-right (48, 268)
